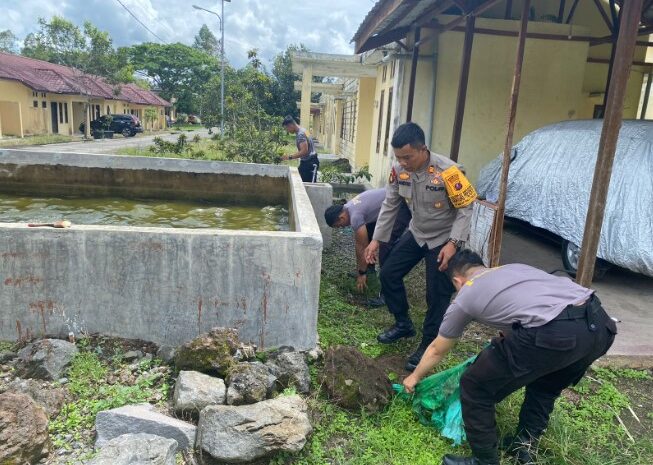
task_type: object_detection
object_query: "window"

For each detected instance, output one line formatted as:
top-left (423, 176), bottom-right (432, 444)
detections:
top-left (94, 105), bottom-right (100, 120)
top-left (59, 103), bottom-right (63, 123)
top-left (41, 93), bottom-right (46, 98)
top-left (340, 99), bottom-right (357, 143)
top-left (390, 60), bottom-right (396, 78)
top-left (33, 100), bottom-right (38, 108)
top-left (32, 91), bottom-right (37, 97)
top-left (107, 106), bottom-right (110, 115)
top-left (382, 65), bottom-right (388, 83)
top-left (64, 103), bottom-right (68, 123)
top-left (376, 90), bottom-right (385, 153)
top-left (384, 89), bottom-right (393, 155)
top-left (42, 101), bottom-right (47, 108)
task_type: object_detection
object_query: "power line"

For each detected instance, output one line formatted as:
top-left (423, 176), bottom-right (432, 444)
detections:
top-left (114, 0), bottom-right (166, 43)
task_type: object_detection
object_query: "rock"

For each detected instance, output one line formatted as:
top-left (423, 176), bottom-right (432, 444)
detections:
top-left (0, 350), bottom-right (17, 364)
top-left (306, 346), bottom-right (324, 362)
top-left (174, 327), bottom-right (240, 376)
top-left (234, 343), bottom-right (257, 362)
top-left (330, 157), bottom-right (352, 173)
top-left (156, 345), bottom-right (177, 364)
top-left (15, 338), bottom-right (78, 380)
top-left (0, 391), bottom-right (50, 464)
top-left (5, 378), bottom-right (68, 418)
top-left (95, 403), bottom-right (196, 450)
top-left (173, 371), bottom-right (226, 414)
top-left (266, 350), bottom-right (311, 394)
top-left (226, 362), bottom-right (276, 405)
top-left (197, 395), bottom-right (312, 463)
top-left (123, 350), bottom-right (143, 362)
top-left (88, 433), bottom-right (177, 465)
top-left (321, 345), bottom-right (393, 413)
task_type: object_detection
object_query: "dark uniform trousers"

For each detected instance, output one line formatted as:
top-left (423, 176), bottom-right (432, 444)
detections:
top-left (298, 156), bottom-right (319, 183)
top-left (379, 230), bottom-right (455, 342)
top-left (365, 201), bottom-right (412, 268)
top-left (460, 294), bottom-right (617, 454)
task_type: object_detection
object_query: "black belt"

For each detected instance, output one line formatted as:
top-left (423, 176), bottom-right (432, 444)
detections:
top-left (554, 294), bottom-right (600, 332)
top-left (554, 305), bottom-right (588, 321)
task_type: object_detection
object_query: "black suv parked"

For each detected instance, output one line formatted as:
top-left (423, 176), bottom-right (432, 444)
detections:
top-left (79, 114), bottom-right (143, 137)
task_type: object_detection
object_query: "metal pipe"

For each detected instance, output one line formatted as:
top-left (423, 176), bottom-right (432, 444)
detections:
top-left (450, 14), bottom-right (476, 162)
top-left (490, 0), bottom-right (531, 267)
top-left (406, 27), bottom-right (421, 122)
top-left (641, 72), bottom-right (652, 119)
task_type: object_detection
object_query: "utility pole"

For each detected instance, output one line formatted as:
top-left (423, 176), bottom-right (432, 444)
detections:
top-left (193, 1), bottom-right (231, 135)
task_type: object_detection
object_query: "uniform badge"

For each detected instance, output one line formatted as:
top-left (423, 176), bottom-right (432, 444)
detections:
top-left (389, 167), bottom-right (397, 184)
top-left (431, 177), bottom-right (441, 185)
top-left (434, 202), bottom-right (443, 209)
top-left (428, 166), bottom-right (435, 174)
top-left (399, 172), bottom-right (410, 181)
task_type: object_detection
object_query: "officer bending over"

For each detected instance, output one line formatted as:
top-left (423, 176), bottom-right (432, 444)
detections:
top-left (325, 188), bottom-right (411, 304)
top-left (403, 250), bottom-right (617, 465)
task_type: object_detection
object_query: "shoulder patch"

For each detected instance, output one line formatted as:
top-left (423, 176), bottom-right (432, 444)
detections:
top-left (441, 165), bottom-right (477, 208)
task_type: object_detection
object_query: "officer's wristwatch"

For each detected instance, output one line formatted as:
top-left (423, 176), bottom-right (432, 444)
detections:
top-left (447, 238), bottom-right (461, 249)
top-left (358, 269), bottom-right (368, 276)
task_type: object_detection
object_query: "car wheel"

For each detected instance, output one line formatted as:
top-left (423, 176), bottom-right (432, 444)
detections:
top-left (561, 240), bottom-right (611, 280)
top-left (122, 128), bottom-right (131, 137)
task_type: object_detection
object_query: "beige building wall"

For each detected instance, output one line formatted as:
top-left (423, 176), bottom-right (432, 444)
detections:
top-left (353, 77), bottom-right (375, 169)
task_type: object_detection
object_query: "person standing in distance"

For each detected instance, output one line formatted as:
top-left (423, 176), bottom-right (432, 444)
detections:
top-left (324, 188), bottom-right (411, 305)
top-left (364, 122), bottom-right (475, 372)
top-left (402, 250), bottom-right (617, 465)
top-left (281, 115), bottom-right (319, 182)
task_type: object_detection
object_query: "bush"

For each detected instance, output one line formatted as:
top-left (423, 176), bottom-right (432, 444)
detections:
top-left (175, 113), bottom-right (188, 124)
top-left (319, 165), bottom-right (372, 184)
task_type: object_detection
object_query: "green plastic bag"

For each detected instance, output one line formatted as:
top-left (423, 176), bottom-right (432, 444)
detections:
top-left (393, 355), bottom-right (477, 446)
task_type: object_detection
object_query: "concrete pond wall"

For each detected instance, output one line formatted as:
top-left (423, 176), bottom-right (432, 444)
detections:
top-left (0, 150), bottom-right (323, 350)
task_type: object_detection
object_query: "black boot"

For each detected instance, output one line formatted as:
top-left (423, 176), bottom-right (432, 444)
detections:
top-left (404, 338), bottom-right (433, 372)
top-left (377, 320), bottom-right (416, 344)
top-left (367, 292), bottom-right (386, 308)
top-left (442, 448), bottom-right (500, 465)
top-left (501, 432), bottom-right (538, 464)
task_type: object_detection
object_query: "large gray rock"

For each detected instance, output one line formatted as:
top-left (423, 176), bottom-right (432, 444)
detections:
top-left (15, 338), bottom-right (78, 380)
top-left (266, 350), bottom-right (311, 394)
top-left (95, 403), bottom-right (196, 449)
top-left (226, 362), bottom-right (277, 405)
top-left (5, 378), bottom-right (68, 418)
top-left (88, 433), bottom-right (177, 465)
top-left (173, 370), bottom-right (226, 414)
top-left (0, 391), bottom-right (50, 464)
top-left (197, 395), bottom-right (312, 463)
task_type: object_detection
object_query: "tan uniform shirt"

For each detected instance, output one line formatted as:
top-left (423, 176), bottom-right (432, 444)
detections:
top-left (372, 152), bottom-right (473, 249)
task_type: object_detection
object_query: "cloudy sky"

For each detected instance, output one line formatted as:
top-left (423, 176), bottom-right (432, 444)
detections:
top-left (1, 0), bottom-right (375, 68)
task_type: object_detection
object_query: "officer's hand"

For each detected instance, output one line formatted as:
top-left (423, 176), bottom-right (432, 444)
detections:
top-left (437, 242), bottom-right (457, 272)
top-left (364, 240), bottom-right (380, 264)
top-left (403, 373), bottom-right (420, 394)
top-left (356, 274), bottom-right (368, 292)
top-left (281, 154), bottom-right (290, 161)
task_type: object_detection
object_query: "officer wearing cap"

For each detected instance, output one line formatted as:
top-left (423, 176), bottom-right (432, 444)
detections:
top-left (402, 250), bottom-right (617, 465)
top-left (364, 122), bottom-right (475, 371)
top-left (324, 188), bottom-right (411, 304)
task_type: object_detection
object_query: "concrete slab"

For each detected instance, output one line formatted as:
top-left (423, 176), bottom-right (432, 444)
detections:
top-left (500, 223), bottom-right (653, 366)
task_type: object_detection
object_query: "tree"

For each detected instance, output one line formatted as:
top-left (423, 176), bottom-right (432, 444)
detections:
top-left (0, 29), bottom-right (17, 53)
top-left (22, 17), bottom-right (85, 67)
top-left (128, 42), bottom-right (219, 114)
top-left (193, 24), bottom-right (219, 57)
top-left (269, 44), bottom-right (307, 118)
top-left (143, 107), bottom-right (158, 131)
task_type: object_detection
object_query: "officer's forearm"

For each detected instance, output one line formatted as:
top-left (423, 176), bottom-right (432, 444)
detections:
top-left (449, 204), bottom-right (473, 242)
top-left (354, 227), bottom-right (370, 271)
top-left (412, 336), bottom-right (458, 380)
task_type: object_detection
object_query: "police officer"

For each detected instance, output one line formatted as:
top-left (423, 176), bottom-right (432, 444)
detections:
top-left (403, 250), bottom-right (617, 465)
top-left (324, 188), bottom-right (411, 305)
top-left (281, 115), bottom-right (319, 182)
top-left (364, 122), bottom-right (474, 371)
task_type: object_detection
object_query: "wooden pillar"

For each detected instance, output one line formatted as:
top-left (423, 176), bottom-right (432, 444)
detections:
top-left (17, 102), bottom-right (24, 138)
top-left (490, 0), bottom-right (531, 267)
top-left (406, 27), bottom-right (421, 122)
top-left (505, 0), bottom-right (513, 19)
top-left (450, 14), bottom-right (476, 162)
top-left (557, 0), bottom-right (566, 23)
top-left (300, 65), bottom-right (313, 128)
top-left (641, 72), bottom-right (652, 119)
top-left (576, 0), bottom-right (644, 286)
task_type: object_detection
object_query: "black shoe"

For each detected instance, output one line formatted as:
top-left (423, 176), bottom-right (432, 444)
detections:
top-left (442, 455), bottom-right (499, 465)
top-left (377, 322), bottom-right (416, 344)
top-left (404, 345), bottom-right (426, 372)
top-left (501, 434), bottom-right (537, 464)
top-left (367, 294), bottom-right (385, 308)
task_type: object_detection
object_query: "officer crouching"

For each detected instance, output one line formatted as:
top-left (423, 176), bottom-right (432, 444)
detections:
top-left (403, 250), bottom-right (617, 465)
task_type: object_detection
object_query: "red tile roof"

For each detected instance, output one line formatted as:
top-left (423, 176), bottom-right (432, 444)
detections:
top-left (0, 52), bottom-right (170, 107)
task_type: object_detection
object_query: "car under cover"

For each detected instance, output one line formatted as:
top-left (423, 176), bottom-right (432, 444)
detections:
top-left (477, 119), bottom-right (653, 277)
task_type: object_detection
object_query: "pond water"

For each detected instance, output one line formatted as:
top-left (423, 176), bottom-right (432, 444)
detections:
top-left (0, 194), bottom-right (290, 231)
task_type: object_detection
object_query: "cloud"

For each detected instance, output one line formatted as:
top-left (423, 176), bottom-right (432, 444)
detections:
top-left (0, 0), bottom-right (372, 68)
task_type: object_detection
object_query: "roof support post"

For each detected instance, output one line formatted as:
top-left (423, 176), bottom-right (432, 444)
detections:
top-left (300, 65), bottom-right (313, 128)
top-left (557, 0), bottom-right (566, 23)
top-left (566, 0), bottom-right (581, 23)
top-left (406, 27), bottom-right (421, 122)
top-left (577, 0), bottom-right (644, 286)
top-left (17, 102), bottom-right (24, 138)
top-left (450, 14), bottom-right (476, 161)
top-left (490, 0), bottom-right (530, 267)
top-left (641, 72), bottom-right (652, 119)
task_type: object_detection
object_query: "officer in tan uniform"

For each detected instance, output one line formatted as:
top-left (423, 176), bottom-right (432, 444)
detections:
top-left (365, 122), bottom-right (475, 371)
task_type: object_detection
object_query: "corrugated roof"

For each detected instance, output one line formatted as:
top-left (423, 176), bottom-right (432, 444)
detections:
top-left (0, 52), bottom-right (170, 107)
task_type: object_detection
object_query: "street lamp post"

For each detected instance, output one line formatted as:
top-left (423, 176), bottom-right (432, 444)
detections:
top-left (193, 1), bottom-right (231, 135)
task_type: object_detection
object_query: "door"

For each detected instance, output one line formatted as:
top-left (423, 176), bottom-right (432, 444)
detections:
top-left (50, 102), bottom-right (58, 134)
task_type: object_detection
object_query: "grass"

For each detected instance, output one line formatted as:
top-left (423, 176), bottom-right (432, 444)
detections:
top-left (117, 137), bottom-right (227, 160)
top-left (285, 227), bottom-right (653, 465)
top-left (0, 134), bottom-right (74, 147)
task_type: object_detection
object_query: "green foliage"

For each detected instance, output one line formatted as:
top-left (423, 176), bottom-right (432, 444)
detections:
top-left (0, 29), bottom-right (17, 53)
top-left (319, 165), bottom-right (372, 184)
top-left (193, 24), bottom-right (220, 56)
top-left (143, 107), bottom-right (158, 130)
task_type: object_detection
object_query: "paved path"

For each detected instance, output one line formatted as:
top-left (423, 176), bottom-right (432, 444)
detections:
top-left (501, 223), bottom-right (653, 367)
top-left (15, 129), bottom-right (211, 154)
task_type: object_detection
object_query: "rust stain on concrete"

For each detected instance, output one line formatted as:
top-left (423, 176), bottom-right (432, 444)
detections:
top-left (4, 275), bottom-right (43, 287)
